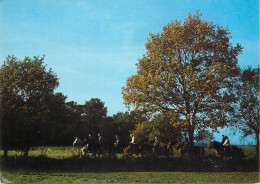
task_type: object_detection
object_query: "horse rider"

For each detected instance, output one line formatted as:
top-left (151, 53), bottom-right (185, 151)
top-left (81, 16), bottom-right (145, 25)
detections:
top-left (97, 133), bottom-right (103, 144)
top-left (128, 133), bottom-right (139, 152)
top-left (223, 136), bottom-right (230, 152)
top-left (87, 133), bottom-right (93, 144)
top-left (130, 134), bottom-right (135, 145)
top-left (114, 135), bottom-right (120, 148)
top-left (96, 133), bottom-right (103, 154)
top-left (153, 136), bottom-right (159, 153)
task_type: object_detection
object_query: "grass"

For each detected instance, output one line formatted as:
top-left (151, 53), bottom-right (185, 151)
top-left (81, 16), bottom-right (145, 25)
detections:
top-left (1, 146), bottom-right (80, 159)
top-left (1, 170), bottom-right (259, 183)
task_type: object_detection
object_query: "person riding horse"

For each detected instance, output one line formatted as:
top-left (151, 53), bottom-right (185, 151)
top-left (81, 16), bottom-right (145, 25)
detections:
top-left (123, 134), bottom-right (141, 156)
top-left (96, 133), bottom-right (103, 154)
top-left (223, 136), bottom-right (230, 152)
top-left (114, 135), bottom-right (120, 148)
top-left (87, 134), bottom-right (93, 144)
top-left (208, 140), bottom-right (244, 159)
top-left (130, 134), bottom-right (135, 144)
top-left (153, 136), bottom-right (159, 153)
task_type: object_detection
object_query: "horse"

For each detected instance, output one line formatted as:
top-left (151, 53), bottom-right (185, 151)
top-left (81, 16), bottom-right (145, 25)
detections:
top-left (153, 144), bottom-right (172, 157)
top-left (167, 141), bottom-right (204, 159)
top-left (112, 142), bottom-right (128, 155)
top-left (189, 145), bottom-right (205, 159)
top-left (73, 137), bottom-right (89, 156)
top-left (166, 141), bottom-right (177, 157)
top-left (208, 141), bottom-right (244, 160)
top-left (83, 139), bottom-right (116, 158)
top-left (167, 141), bottom-right (188, 157)
top-left (72, 137), bottom-right (103, 157)
top-left (123, 144), bottom-right (142, 157)
top-left (139, 143), bottom-right (154, 156)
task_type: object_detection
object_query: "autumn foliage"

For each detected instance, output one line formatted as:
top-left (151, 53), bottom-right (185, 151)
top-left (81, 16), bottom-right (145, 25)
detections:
top-left (122, 13), bottom-right (242, 145)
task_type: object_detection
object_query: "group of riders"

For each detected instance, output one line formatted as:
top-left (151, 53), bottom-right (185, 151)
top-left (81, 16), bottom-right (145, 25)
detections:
top-left (74, 133), bottom-right (168, 156)
top-left (73, 132), bottom-right (235, 158)
top-left (81, 133), bottom-right (159, 148)
top-left (83, 133), bottom-right (122, 149)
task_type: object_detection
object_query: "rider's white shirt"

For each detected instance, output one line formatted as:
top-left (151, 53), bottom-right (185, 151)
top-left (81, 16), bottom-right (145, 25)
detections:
top-left (131, 136), bottom-right (135, 144)
top-left (223, 139), bottom-right (230, 146)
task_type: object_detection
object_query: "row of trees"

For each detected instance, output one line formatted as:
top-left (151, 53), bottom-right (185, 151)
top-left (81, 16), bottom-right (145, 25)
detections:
top-left (0, 12), bottom-right (258, 158)
top-left (0, 55), bottom-right (137, 156)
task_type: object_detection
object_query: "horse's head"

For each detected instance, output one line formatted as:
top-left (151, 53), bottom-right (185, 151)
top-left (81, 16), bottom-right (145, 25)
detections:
top-left (73, 137), bottom-right (82, 147)
top-left (208, 141), bottom-right (222, 149)
top-left (73, 137), bottom-right (77, 146)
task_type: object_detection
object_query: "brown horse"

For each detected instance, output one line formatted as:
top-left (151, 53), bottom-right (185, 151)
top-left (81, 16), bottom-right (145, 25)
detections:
top-left (167, 141), bottom-right (204, 159)
top-left (167, 141), bottom-right (188, 157)
top-left (208, 141), bottom-right (244, 159)
top-left (123, 144), bottom-right (142, 157)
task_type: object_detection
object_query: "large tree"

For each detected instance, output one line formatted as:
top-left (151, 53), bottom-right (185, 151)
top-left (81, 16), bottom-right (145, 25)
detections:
top-left (122, 13), bottom-right (242, 146)
top-left (0, 55), bottom-right (59, 155)
top-left (235, 67), bottom-right (259, 159)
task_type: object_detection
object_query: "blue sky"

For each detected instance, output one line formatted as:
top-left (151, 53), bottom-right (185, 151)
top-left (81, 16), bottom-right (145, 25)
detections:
top-left (0, 0), bottom-right (259, 144)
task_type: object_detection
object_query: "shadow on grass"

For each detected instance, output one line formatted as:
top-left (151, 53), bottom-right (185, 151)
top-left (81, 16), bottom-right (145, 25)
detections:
top-left (0, 155), bottom-right (258, 172)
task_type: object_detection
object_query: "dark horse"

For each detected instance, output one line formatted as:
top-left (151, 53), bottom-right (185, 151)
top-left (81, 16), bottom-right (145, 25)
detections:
top-left (208, 141), bottom-right (244, 159)
top-left (152, 144), bottom-right (172, 157)
top-left (84, 140), bottom-right (115, 158)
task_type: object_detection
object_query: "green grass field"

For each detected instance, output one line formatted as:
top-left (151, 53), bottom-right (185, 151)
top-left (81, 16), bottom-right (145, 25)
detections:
top-left (1, 170), bottom-right (259, 183)
top-left (0, 146), bottom-right (259, 183)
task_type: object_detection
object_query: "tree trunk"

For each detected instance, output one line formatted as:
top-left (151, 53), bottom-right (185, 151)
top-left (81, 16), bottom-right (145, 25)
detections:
top-left (188, 127), bottom-right (194, 147)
